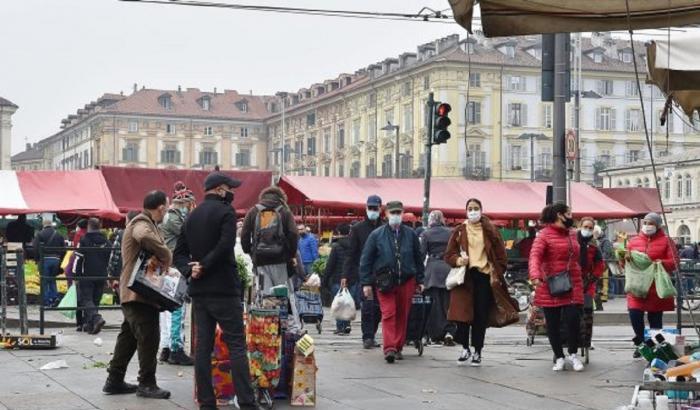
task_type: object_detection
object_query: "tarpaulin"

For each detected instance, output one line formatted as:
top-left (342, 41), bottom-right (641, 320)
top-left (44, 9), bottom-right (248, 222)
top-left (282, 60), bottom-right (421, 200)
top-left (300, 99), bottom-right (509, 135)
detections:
top-left (0, 170), bottom-right (122, 220)
top-left (647, 33), bottom-right (700, 116)
top-left (598, 188), bottom-right (665, 217)
top-left (449, 1), bottom-right (700, 37)
top-left (100, 166), bottom-right (272, 215)
top-left (278, 176), bottom-right (639, 220)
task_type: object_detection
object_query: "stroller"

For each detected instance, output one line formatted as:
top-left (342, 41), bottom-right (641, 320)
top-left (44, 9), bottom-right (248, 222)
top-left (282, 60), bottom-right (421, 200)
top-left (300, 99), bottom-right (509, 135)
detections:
top-left (405, 294), bottom-right (432, 356)
top-left (295, 286), bottom-right (323, 334)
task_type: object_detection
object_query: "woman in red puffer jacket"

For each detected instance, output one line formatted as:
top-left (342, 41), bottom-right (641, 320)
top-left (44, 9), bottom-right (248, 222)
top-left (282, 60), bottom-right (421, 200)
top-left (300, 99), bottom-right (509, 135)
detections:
top-left (624, 212), bottom-right (678, 357)
top-left (529, 202), bottom-right (585, 372)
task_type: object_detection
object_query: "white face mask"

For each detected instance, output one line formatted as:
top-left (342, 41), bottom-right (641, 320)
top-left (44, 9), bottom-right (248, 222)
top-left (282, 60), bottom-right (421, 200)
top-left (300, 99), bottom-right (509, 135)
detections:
top-left (580, 229), bottom-right (593, 238)
top-left (643, 225), bottom-right (657, 236)
top-left (366, 210), bottom-right (380, 221)
top-left (388, 214), bottom-right (402, 227)
top-left (467, 210), bottom-right (481, 223)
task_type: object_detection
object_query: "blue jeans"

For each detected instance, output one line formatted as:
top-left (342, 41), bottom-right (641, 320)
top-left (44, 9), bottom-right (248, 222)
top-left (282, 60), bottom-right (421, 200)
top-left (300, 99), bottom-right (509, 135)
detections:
top-left (331, 283), bottom-right (360, 331)
top-left (303, 263), bottom-right (313, 277)
top-left (42, 257), bottom-right (60, 306)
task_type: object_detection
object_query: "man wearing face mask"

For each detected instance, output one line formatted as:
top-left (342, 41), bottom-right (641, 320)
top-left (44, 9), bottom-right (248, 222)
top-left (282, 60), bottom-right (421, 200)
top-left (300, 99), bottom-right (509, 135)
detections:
top-left (623, 212), bottom-right (678, 358)
top-left (158, 182), bottom-right (195, 366)
top-left (360, 201), bottom-right (424, 363)
top-left (343, 195), bottom-right (385, 350)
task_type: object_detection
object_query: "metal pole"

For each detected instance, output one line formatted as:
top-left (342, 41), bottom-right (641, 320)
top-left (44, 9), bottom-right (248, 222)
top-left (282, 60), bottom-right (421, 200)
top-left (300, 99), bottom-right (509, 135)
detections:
top-left (1, 248), bottom-right (7, 335)
top-left (575, 91), bottom-right (581, 182)
top-left (394, 126), bottom-right (400, 179)
top-left (422, 93), bottom-right (434, 227)
top-left (530, 135), bottom-right (535, 182)
top-left (552, 33), bottom-right (570, 203)
top-left (281, 98), bottom-right (286, 176)
top-left (16, 251), bottom-right (27, 335)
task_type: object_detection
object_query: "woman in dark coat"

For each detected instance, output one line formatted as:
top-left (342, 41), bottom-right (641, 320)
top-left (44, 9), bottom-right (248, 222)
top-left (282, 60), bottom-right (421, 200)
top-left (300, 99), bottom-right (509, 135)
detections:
top-left (325, 224), bottom-right (354, 335)
top-left (444, 198), bottom-right (518, 367)
top-left (420, 211), bottom-right (455, 345)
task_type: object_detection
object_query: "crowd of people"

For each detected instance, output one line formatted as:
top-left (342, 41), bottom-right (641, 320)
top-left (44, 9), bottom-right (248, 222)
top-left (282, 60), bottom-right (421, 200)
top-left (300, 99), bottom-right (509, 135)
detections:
top-left (0, 171), bottom-right (683, 408)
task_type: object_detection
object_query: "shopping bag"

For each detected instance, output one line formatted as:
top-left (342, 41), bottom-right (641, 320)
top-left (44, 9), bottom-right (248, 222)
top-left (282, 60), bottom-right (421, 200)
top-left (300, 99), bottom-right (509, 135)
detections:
top-left (624, 251), bottom-right (655, 298)
top-left (127, 251), bottom-right (187, 311)
top-left (654, 262), bottom-right (677, 299)
top-left (60, 251), bottom-right (74, 271)
top-left (445, 266), bottom-right (466, 290)
top-left (58, 284), bottom-right (77, 319)
top-left (291, 351), bottom-right (317, 407)
top-left (330, 288), bottom-right (356, 321)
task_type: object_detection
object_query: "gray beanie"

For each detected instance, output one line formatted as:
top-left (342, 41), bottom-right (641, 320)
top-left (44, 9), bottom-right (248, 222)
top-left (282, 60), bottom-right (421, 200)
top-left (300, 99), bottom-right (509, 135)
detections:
top-left (643, 212), bottom-right (663, 227)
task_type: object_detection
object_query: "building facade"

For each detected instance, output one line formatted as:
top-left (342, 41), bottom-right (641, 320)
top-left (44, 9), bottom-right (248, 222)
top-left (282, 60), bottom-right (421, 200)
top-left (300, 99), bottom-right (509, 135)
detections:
top-left (14, 32), bottom-right (700, 182)
top-left (11, 143), bottom-right (44, 171)
top-left (601, 149), bottom-right (700, 244)
top-left (0, 97), bottom-right (18, 170)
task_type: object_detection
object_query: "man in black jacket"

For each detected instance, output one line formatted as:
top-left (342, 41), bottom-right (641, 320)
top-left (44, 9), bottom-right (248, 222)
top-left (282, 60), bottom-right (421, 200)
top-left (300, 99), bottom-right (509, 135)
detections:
top-left (343, 195), bottom-right (384, 349)
top-left (75, 218), bottom-right (111, 334)
top-left (325, 224), bottom-right (354, 335)
top-left (33, 219), bottom-right (66, 306)
top-left (174, 172), bottom-right (261, 410)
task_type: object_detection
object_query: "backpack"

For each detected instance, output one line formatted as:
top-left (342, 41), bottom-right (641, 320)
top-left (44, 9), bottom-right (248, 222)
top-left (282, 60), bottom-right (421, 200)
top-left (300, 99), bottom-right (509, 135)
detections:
top-left (253, 204), bottom-right (287, 262)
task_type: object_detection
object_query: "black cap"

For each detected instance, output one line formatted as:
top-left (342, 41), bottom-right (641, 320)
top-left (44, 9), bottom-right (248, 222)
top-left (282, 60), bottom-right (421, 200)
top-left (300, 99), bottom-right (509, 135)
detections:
top-left (204, 172), bottom-right (242, 191)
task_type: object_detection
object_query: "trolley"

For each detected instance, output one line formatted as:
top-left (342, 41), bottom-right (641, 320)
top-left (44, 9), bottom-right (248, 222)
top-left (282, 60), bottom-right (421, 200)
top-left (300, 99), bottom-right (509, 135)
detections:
top-left (295, 286), bottom-right (323, 334)
top-left (405, 293), bottom-right (432, 356)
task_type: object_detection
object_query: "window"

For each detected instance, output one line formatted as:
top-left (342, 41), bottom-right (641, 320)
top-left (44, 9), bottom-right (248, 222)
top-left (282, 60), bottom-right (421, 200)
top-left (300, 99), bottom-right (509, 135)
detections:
top-left (423, 75), bottom-right (430, 90)
top-left (469, 72), bottom-right (481, 88)
top-left (400, 152), bottom-right (412, 178)
top-left (643, 177), bottom-right (650, 188)
top-left (200, 147), bottom-right (218, 166)
top-left (467, 101), bottom-right (481, 125)
top-left (627, 150), bottom-right (641, 163)
top-left (166, 123), bottom-right (176, 134)
top-left (128, 121), bottom-right (138, 133)
top-left (384, 108), bottom-right (394, 129)
top-left (350, 161), bottom-right (361, 178)
top-left (507, 103), bottom-right (527, 127)
top-left (402, 82), bottom-right (411, 97)
top-left (664, 178), bottom-right (671, 199)
top-left (323, 128), bottom-right (331, 153)
top-left (677, 175), bottom-right (683, 199)
top-left (283, 144), bottom-right (291, 162)
top-left (366, 158), bottom-right (377, 177)
top-left (368, 93), bottom-right (377, 108)
top-left (620, 50), bottom-right (633, 63)
top-left (593, 51), bottom-right (603, 64)
top-left (507, 75), bottom-right (526, 92)
top-left (402, 105), bottom-right (413, 132)
top-left (599, 150), bottom-right (613, 168)
top-left (338, 164), bottom-right (344, 177)
top-left (238, 127), bottom-right (248, 138)
top-left (543, 104), bottom-right (552, 128)
top-left (201, 97), bottom-right (211, 111)
top-left (83, 149), bottom-right (89, 169)
top-left (686, 175), bottom-right (693, 198)
top-left (626, 109), bottom-right (642, 132)
top-left (122, 142), bottom-right (139, 162)
top-left (352, 119), bottom-right (361, 144)
top-left (368, 115), bottom-right (377, 142)
top-left (595, 107), bottom-right (617, 131)
top-left (158, 95), bottom-right (172, 110)
top-left (337, 124), bottom-right (345, 149)
top-left (539, 147), bottom-right (552, 170)
top-left (324, 166), bottom-right (330, 177)
top-left (306, 113), bottom-right (316, 127)
top-left (381, 154), bottom-right (393, 177)
top-left (625, 81), bottom-right (639, 97)
top-left (204, 126), bottom-right (213, 136)
top-left (239, 102), bottom-right (248, 113)
top-left (596, 80), bottom-right (614, 96)
top-left (467, 144), bottom-right (486, 169)
top-left (160, 144), bottom-right (180, 164)
top-left (294, 141), bottom-right (303, 158)
top-left (500, 45), bottom-right (515, 58)
top-left (510, 145), bottom-right (523, 169)
top-left (307, 135), bottom-right (316, 156)
top-left (684, 112), bottom-right (700, 134)
top-left (235, 149), bottom-right (250, 167)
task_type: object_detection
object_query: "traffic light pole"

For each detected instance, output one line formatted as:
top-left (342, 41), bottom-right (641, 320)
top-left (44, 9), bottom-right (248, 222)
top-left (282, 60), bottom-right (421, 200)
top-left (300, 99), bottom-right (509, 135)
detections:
top-left (552, 33), bottom-right (570, 204)
top-left (422, 92), bottom-right (434, 227)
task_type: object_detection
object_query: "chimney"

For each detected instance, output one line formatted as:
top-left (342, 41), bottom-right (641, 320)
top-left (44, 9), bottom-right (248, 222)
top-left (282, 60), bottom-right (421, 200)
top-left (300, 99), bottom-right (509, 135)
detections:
top-left (26, 143), bottom-right (31, 151)
top-left (214, 87), bottom-right (217, 94)
top-left (178, 85), bottom-right (182, 93)
top-left (249, 90), bottom-right (253, 95)
top-left (133, 83), bottom-right (137, 93)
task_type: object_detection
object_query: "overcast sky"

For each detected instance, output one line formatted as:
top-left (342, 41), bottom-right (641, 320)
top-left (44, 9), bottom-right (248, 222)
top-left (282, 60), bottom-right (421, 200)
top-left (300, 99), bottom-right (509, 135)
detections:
top-left (1, 0), bottom-right (461, 153)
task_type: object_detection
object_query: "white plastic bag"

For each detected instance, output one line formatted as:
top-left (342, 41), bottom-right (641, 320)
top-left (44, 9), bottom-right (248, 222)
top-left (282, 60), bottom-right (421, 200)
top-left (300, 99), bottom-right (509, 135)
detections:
top-left (330, 288), bottom-right (356, 321)
top-left (304, 273), bottom-right (321, 288)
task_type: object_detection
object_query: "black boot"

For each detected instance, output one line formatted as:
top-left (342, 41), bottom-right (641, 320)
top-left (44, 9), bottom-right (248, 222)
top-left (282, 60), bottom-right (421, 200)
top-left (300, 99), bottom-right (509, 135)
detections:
top-left (136, 384), bottom-right (171, 399)
top-left (158, 348), bottom-right (171, 363)
top-left (103, 374), bottom-right (138, 395)
top-left (167, 349), bottom-right (194, 366)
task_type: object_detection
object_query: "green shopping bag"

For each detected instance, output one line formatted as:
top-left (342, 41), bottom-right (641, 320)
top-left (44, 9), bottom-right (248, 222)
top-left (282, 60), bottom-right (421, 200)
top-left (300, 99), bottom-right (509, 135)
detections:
top-left (58, 284), bottom-right (77, 319)
top-left (654, 262), bottom-right (677, 299)
top-left (624, 251), bottom-right (655, 298)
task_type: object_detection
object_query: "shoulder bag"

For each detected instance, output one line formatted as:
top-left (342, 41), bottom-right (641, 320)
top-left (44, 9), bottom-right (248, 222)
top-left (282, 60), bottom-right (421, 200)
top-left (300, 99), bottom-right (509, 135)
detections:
top-left (446, 229), bottom-right (467, 290)
top-left (547, 235), bottom-right (573, 297)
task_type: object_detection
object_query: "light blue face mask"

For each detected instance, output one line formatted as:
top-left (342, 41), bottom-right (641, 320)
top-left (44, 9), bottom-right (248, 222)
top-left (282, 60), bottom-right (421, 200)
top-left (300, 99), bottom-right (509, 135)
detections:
top-left (388, 214), bottom-right (402, 226)
top-left (367, 210), bottom-right (380, 221)
top-left (180, 207), bottom-right (189, 216)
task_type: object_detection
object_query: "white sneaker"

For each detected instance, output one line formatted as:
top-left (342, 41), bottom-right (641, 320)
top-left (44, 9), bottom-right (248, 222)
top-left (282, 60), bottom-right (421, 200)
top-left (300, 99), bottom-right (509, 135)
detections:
top-left (552, 357), bottom-right (566, 371)
top-left (457, 348), bottom-right (472, 365)
top-left (568, 354), bottom-right (584, 372)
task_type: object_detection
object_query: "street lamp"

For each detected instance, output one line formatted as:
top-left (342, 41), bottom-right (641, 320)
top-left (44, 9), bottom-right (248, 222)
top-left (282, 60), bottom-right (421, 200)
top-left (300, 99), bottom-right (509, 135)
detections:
top-left (517, 133), bottom-right (548, 182)
top-left (381, 122), bottom-right (400, 178)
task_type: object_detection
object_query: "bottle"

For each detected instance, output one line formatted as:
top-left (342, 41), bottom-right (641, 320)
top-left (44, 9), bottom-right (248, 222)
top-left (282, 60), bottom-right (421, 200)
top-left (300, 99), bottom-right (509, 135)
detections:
top-left (638, 339), bottom-right (657, 362)
top-left (655, 334), bottom-right (679, 361)
top-left (665, 376), bottom-right (690, 400)
top-left (650, 358), bottom-right (668, 373)
top-left (655, 395), bottom-right (670, 410)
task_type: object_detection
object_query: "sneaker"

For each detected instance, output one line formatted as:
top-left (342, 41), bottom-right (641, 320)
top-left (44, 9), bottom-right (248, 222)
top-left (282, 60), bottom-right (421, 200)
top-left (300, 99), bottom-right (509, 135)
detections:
top-left (363, 339), bottom-right (374, 350)
top-left (103, 378), bottom-right (138, 395)
top-left (76, 325), bottom-right (84, 332)
top-left (568, 354), bottom-right (584, 372)
top-left (158, 348), bottom-right (171, 363)
top-left (136, 385), bottom-right (171, 399)
top-left (396, 351), bottom-right (404, 361)
top-left (633, 349), bottom-right (642, 359)
top-left (333, 329), bottom-right (344, 335)
top-left (168, 349), bottom-right (194, 366)
top-left (372, 339), bottom-right (381, 348)
top-left (458, 348), bottom-right (472, 364)
top-left (470, 352), bottom-right (482, 367)
top-left (553, 357), bottom-right (566, 371)
top-left (384, 351), bottom-right (396, 364)
top-left (444, 333), bottom-right (455, 347)
top-left (344, 326), bottom-right (352, 334)
top-left (90, 318), bottom-right (106, 335)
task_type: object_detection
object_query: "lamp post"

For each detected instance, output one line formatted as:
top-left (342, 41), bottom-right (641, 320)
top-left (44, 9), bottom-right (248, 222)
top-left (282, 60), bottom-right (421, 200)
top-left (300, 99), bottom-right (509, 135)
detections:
top-left (518, 133), bottom-right (548, 182)
top-left (381, 122), bottom-right (400, 178)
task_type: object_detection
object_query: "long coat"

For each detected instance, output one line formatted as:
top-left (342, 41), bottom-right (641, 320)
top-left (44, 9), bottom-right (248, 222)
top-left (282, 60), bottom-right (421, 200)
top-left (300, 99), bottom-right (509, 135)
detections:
top-left (626, 230), bottom-right (678, 312)
top-left (444, 217), bottom-right (518, 327)
top-left (420, 224), bottom-right (453, 290)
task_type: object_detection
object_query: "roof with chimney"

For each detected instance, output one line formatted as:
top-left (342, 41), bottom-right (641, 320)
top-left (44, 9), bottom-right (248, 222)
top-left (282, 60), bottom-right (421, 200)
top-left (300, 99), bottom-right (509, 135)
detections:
top-left (0, 97), bottom-right (18, 108)
top-left (12, 145), bottom-right (44, 162)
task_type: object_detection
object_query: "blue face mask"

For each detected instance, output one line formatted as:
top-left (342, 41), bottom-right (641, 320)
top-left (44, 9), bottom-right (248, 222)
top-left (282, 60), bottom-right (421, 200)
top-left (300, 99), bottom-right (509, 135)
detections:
top-left (179, 207), bottom-right (189, 216)
top-left (388, 214), bottom-right (402, 227)
top-left (367, 210), bottom-right (380, 221)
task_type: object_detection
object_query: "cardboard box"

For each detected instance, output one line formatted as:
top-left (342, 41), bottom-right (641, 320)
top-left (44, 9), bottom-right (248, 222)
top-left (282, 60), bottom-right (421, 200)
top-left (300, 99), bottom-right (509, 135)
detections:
top-left (291, 350), bottom-right (317, 407)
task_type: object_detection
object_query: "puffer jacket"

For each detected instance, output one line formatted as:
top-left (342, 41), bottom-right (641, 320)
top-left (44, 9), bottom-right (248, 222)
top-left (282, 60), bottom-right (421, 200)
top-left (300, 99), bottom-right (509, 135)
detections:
top-left (626, 230), bottom-right (678, 312)
top-left (529, 224), bottom-right (584, 307)
top-left (579, 235), bottom-right (605, 297)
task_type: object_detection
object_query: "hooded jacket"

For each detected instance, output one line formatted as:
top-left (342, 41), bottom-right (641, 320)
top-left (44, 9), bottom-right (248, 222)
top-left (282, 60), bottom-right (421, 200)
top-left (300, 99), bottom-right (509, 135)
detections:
top-left (160, 207), bottom-right (186, 251)
top-left (240, 186), bottom-right (299, 266)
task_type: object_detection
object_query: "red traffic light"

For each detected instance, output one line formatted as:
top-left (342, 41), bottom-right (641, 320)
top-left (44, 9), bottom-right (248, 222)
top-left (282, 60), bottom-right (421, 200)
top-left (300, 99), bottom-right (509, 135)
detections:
top-left (436, 103), bottom-right (451, 117)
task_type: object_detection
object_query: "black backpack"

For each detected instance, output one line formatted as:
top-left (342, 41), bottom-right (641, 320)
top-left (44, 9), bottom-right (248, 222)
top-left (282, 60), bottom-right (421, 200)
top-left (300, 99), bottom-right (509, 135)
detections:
top-left (253, 204), bottom-right (287, 262)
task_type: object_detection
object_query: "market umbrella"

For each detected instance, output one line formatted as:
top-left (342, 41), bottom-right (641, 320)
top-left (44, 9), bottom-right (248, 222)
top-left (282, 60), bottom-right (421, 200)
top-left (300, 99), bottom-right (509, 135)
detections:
top-left (448, 0), bottom-right (700, 37)
top-left (646, 33), bottom-right (700, 116)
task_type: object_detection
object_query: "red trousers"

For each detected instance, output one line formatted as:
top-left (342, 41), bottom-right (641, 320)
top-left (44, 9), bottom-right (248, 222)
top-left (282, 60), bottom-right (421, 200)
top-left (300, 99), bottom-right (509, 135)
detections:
top-left (376, 277), bottom-right (416, 354)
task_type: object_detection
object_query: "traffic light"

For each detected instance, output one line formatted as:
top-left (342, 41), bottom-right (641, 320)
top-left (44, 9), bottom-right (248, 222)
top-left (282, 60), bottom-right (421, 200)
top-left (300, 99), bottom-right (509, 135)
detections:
top-left (433, 103), bottom-right (452, 144)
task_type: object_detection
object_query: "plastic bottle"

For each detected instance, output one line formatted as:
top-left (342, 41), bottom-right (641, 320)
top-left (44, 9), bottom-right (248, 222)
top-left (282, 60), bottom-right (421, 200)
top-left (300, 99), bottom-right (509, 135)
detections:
top-left (650, 358), bottom-right (668, 373)
top-left (638, 339), bottom-right (657, 362)
top-left (655, 334), bottom-right (679, 361)
top-left (655, 395), bottom-right (670, 410)
top-left (665, 376), bottom-right (690, 400)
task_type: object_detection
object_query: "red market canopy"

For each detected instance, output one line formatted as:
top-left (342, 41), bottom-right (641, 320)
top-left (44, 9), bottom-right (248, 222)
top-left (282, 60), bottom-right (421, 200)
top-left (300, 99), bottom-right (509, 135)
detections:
top-left (100, 166), bottom-right (272, 215)
top-left (598, 188), bottom-right (665, 217)
top-left (278, 176), bottom-right (639, 220)
top-left (0, 170), bottom-right (122, 220)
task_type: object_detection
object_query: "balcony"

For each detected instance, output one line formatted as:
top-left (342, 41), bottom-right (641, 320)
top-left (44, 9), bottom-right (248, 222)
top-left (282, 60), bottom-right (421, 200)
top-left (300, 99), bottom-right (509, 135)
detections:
top-left (462, 165), bottom-right (491, 180)
top-left (535, 168), bottom-right (553, 182)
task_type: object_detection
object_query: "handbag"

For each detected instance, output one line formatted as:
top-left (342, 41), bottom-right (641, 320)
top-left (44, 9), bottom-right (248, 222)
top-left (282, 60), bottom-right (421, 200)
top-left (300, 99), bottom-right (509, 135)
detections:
top-left (445, 230), bottom-right (467, 290)
top-left (547, 236), bottom-right (573, 297)
top-left (375, 266), bottom-right (396, 293)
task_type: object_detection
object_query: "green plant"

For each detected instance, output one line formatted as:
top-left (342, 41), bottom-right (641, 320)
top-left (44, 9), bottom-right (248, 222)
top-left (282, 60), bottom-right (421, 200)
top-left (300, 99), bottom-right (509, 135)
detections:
top-left (236, 255), bottom-right (252, 289)
top-left (311, 256), bottom-right (328, 276)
